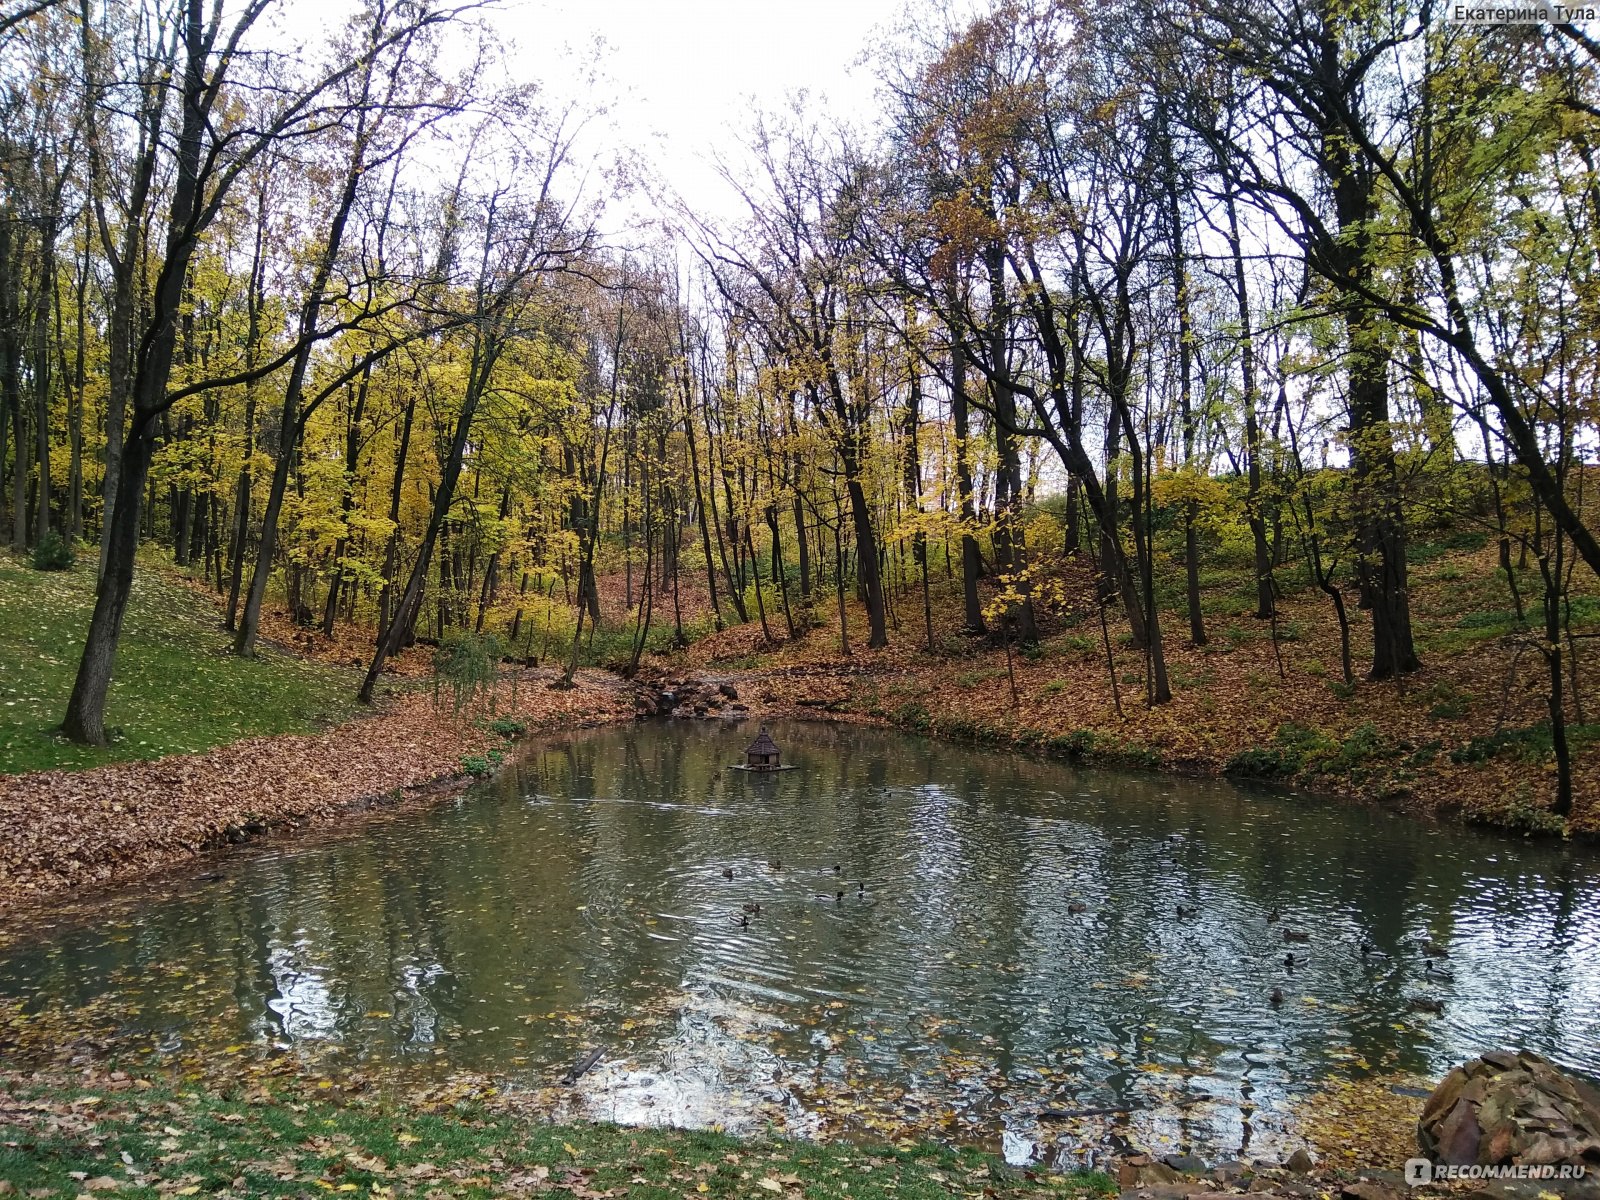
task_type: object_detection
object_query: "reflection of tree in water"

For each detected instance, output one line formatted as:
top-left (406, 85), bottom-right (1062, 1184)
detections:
top-left (0, 720), bottom-right (1597, 1154)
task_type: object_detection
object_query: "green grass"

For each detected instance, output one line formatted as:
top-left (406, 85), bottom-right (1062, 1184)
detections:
top-left (0, 1077), bottom-right (1115, 1200)
top-left (0, 551), bottom-right (364, 775)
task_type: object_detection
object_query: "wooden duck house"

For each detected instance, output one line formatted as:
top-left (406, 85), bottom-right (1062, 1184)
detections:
top-left (744, 727), bottom-right (782, 771)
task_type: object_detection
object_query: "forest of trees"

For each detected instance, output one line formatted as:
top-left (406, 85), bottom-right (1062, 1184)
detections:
top-left (1, 0), bottom-right (1597, 809)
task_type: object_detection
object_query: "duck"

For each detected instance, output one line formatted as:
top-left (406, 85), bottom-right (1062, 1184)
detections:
top-left (1175, 904), bottom-right (1199, 919)
top-left (857, 881), bottom-right (866, 896)
top-left (1409, 997), bottom-right (1444, 1015)
top-left (1360, 940), bottom-right (1390, 959)
top-left (1266, 908), bottom-right (1282, 923)
top-left (1284, 952), bottom-right (1301, 970)
top-left (1282, 929), bottom-right (1311, 944)
top-left (815, 890), bottom-right (845, 903)
top-left (721, 867), bottom-right (735, 880)
top-left (732, 913), bottom-right (749, 928)
top-left (1424, 961), bottom-right (1455, 982)
top-left (831, 864), bottom-right (842, 874)
top-left (1067, 901), bottom-right (1087, 914)
top-left (767, 858), bottom-right (782, 870)
top-left (742, 903), bottom-right (762, 916)
top-left (1269, 988), bottom-right (1284, 1006)
top-left (1420, 939), bottom-right (1449, 958)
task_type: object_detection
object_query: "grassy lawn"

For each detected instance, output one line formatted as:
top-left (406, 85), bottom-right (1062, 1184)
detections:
top-left (0, 1077), bottom-right (1113, 1200)
top-left (0, 550), bottom-right (363, 775)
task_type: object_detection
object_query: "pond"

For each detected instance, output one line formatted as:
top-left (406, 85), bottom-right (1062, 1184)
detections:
top-left (2, 719), bottom-right (1598, 1165)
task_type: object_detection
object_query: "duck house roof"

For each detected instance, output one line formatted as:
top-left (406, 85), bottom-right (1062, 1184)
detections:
top-left (746, 728), bottom-right (780, 756)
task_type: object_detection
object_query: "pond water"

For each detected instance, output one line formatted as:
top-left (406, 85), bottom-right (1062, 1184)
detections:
top-left (3, 720), bottom-right (1598, 1165)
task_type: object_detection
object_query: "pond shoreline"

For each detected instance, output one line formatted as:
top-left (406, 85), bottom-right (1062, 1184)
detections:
top-left (657, 658), bottom-right (1596, 842)
top-left (3, 646), bottom-right (1590, 921)
top-left (0, 669), bottom-right (643, 919)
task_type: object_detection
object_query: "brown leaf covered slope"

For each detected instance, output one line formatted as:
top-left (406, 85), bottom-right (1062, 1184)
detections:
top-left (0, 671), bottom-right (638, 912)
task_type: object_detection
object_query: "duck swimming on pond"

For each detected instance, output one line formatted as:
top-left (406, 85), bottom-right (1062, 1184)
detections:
top-left (1175, 904), bottom-right (1198, 919)
top-left (1360, 940), bottom-right (1390, 959)
top-left (1410, 997), bottom-right (1444, 1014)
top-left (1424, 961), bottom-right (1455, 982)
top-left (1270, 988), bottom-right (1284, 1005)
top-left (1283, 929), bottom-right (1310, 943)
top-left (742, 903), bottom-right (762, 915)
top-left (1284, 952), bottom-right (1301, 970)
top-left (1068, 901), bottom-right (1087, 914)
top-left (732, 913), bottom-right (748, 928)
top-left (721, 867), bottom-right (734, 880)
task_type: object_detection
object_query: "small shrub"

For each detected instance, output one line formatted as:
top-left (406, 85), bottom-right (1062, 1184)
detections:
top-left (490, 715), bottom-right (527, 739)
top-left (1421, 682), bottom-right (1471, 720)
top-left (892, 700), bottom-right (931, 731)
top-left (1224, 746), bottom-right (1300, 778)
top-left (1327, 679), bottom-right (1357, 701)
top-left (1040, 678), bottom-right (1068, 696)
top-left (30, 531), bottom-right (75, 571)
top-left (938, 716), bottom-right (981, 740)
top-left (460, 748), bottom-right (505, 778)
top-left (1048, 728), bottom-right (1097, 760)
top-left (433, 631), bottom-right (504, 712)
top-left (1101, 741), bottom-right (1162, 770)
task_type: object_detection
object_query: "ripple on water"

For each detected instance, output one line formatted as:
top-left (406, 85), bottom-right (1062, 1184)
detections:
top-left (0, 719), bottom-right (1597, 1162)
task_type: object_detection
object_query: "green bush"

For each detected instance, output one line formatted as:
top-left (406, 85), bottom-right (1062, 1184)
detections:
top-left (1048, 728), bottom-right (1097, 760)
top-left (460, 748), bottom-right (505, 777)
top-left (490, 715), bottom-right (527, 739)
top-left (1450, 722), bottom-right (1599, 765)
top-left (892, 700), bottom-right (931, 731)
top-left (1421, 682), bottom-right (1471, 719)
top-left (30, 531), bottom-right (75, 571)
top-left (1224, 746), bottom-right (1301, 778)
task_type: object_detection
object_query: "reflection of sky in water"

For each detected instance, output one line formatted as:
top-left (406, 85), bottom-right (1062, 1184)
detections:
top-left (2, 720), bottom-right (1598, 1160)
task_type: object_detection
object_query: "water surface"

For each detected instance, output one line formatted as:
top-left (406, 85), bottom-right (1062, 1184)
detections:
top-left (2, 720), bottom-right (1596, 1163)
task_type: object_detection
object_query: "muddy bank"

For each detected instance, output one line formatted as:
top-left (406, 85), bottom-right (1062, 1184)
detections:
top-left (0, 668), bottom-right (645, 914)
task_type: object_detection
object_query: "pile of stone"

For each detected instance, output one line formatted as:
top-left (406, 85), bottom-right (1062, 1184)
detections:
top-left (651, 678), bottom-right (749, 720)
top-left (1418, 1049), bottom-right (1600, 1168)
top-left (1113, 1049), bottom-right (1600, 1200)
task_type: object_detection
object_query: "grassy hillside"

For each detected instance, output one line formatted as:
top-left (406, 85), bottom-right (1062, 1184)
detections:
top-left (0, 550), bottom-right (364, 775)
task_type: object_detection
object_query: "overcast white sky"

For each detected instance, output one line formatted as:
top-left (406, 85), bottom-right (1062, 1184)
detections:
top-left (488, 0), bottom-right (910, 226)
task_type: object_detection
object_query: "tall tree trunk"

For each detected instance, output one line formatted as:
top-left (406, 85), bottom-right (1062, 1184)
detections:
top-left (949, 332), bottom-right (987, 636)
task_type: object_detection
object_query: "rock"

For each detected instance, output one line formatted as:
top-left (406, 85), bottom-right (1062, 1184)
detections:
top-left (1209, 1162), bottom-right (1250, 1185)
top-left (1119, 1158), bottom-right (1187, 1188)
top-left (1341, 1183), bottom-right (1401, 1200)
top-left (1163, 1155), bottom-right (1209, 1175)
top-left (1351, 1170), bottom-right (1407, 1189)
top-left (1117, 1186), bottom-right (1206, 1200)
top-left (1285, 1149), bottom-right (1317, 1174)
top-left (1419, 1049), bottom-right (1600, 1167)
